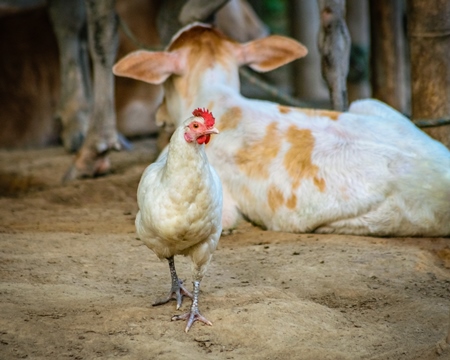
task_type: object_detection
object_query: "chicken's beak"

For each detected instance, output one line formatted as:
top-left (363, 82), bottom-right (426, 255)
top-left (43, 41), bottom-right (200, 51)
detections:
top-left (204, 127), bottom-right (219, 135)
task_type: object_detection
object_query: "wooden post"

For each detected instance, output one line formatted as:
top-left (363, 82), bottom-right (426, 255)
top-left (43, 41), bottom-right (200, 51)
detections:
top-left (289, 0), bottom-right (330, 107)
top-left (447, 306), bottom-right (450, 344)
top-left (317, 0), bottom-right (351, 111)
top-left (407, 0), bottom-right (450, 148)
top-left (346, 0), bottom-right (371, 103)
top-left (369, 0), bottom-right (409, 114)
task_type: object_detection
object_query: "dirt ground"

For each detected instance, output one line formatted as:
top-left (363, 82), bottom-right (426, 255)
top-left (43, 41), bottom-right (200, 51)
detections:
top-left (1, 138), bottom-right (449, 360)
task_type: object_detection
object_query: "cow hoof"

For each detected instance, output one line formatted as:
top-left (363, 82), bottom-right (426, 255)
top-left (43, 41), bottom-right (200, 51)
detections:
top-left (62, 146), bottom-right (112, 183)
top-left (62, 131), bottom-right (86, 153)
top-left (57, 112), bottom-right (89, 152)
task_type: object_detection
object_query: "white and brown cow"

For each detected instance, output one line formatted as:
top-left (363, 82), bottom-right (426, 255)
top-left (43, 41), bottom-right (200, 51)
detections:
top-left (115, 23), bottom-right (450, 237)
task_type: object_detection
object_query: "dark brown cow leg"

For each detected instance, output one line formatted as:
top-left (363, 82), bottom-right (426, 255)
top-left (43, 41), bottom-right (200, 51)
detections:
top-left (64, 0), bottom-right (120, 181)
top-left (178, 0), bottom-right (229, 25)
top-left (48, 0), bottom-right (91, 152)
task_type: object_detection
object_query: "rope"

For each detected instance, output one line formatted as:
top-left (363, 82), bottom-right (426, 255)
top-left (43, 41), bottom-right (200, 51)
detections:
top-left (238, 67), bottom-right (310, 108)
top-left (118, 16), bottom-right (450, 129)
top-left (409, 30), bottom-right (450, 38)
top-left (411, 117), bottom-right (450, 128)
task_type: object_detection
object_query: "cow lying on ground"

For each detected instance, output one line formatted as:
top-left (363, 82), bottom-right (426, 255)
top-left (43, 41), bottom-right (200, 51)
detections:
top-left (113, 23), bottom-right (450, 237)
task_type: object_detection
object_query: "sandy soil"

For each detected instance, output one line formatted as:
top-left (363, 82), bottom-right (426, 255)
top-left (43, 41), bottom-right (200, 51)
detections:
top-left (1, 139), bottom-right (449, 360)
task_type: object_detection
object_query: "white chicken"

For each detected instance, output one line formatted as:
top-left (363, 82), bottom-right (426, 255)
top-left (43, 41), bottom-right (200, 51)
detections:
top-left (135, 108), bottom-right (222, 332)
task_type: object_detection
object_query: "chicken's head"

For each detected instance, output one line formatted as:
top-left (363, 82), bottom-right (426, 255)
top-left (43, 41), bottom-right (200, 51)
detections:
top-left (184, 108), bottom-right (219, 145)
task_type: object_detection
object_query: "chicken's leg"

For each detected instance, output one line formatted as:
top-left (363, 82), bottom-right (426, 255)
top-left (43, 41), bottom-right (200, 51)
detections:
top-left (153, 256), bottom-right (193, 309)
top-left (171, 280), bottom-right (212, 332)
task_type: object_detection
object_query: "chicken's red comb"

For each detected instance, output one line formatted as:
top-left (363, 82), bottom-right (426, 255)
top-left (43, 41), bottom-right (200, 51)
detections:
top-left (192, 108), bottom-right (215, 128)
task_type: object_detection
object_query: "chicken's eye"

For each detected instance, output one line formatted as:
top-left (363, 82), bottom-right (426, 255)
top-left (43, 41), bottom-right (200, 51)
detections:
top-left (193, 123), bottom-right (199, 128)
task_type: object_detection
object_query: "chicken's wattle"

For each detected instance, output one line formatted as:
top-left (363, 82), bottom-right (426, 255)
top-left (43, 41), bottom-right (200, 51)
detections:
top-left (197, 134), bottom-right (211, 144)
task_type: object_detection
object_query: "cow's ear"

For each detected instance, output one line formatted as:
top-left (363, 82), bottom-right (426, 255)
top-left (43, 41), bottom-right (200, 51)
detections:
top-left (113, 50), bottom-right (185, 84)
top-left (236, 35), bottom-right (308, 73)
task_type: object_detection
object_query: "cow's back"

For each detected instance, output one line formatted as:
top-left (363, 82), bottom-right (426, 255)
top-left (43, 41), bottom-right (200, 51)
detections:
top-left (206, 98), bottom-right (450, 236)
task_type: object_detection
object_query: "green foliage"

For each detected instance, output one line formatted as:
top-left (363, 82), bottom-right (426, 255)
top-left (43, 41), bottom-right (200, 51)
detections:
top-left (260, 0), bottom-right (289, 35)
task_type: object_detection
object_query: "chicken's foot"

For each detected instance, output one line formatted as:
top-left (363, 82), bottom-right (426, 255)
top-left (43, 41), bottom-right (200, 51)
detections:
top-left (171, 280), bottom-right (212, 332)
top-left (153, 256), bottom-right (193, 309)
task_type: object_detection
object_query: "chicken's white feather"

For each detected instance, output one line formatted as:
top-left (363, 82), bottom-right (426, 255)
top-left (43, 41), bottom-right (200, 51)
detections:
top-left (135, 112), bottom-right (222, 332)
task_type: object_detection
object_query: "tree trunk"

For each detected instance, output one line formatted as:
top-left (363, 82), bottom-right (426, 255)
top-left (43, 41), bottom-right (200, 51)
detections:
top-left (407, 0), bottom-right (450, 148)
top-left (370, 0), bottom-right (409, 114)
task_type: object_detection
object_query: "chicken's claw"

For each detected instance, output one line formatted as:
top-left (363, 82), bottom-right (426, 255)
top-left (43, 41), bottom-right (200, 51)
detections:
top-left (171, 280), bottom-right (211, 332)
top-left (172, 308), bottom-right (212, 333)
top-left (153, 279), bottom-right (193, 310)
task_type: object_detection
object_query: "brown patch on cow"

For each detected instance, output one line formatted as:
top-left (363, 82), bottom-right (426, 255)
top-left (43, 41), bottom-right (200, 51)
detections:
top-left (278, 105), bottom-right (291, 114)
top-left (218, 107), bottom-right (242, 131)
top-left (240, 184), bottom-right (257, 205)
top-left (168, 25), bottom-right (236, 106)
top-left (168, 25), bottom-right (232, 52)
top-left (235, 122), bottom-right (281, 179)
top-left (297, 108), bottom-right (341, 121)
top-left (286, 193), bottom-right (297, 209)
top-left (313, 177), bottom-right (326, 193)
top-left (268, 185), bottom-right (284, 212)
top-left (284, 125), bottom-right (326, 192)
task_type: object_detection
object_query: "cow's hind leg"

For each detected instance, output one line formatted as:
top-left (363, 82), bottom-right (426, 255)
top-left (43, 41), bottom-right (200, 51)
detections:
top-left (48, 0), bottom-right (91, 152)
top-left (64, 0), bottom-right (121, 181)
